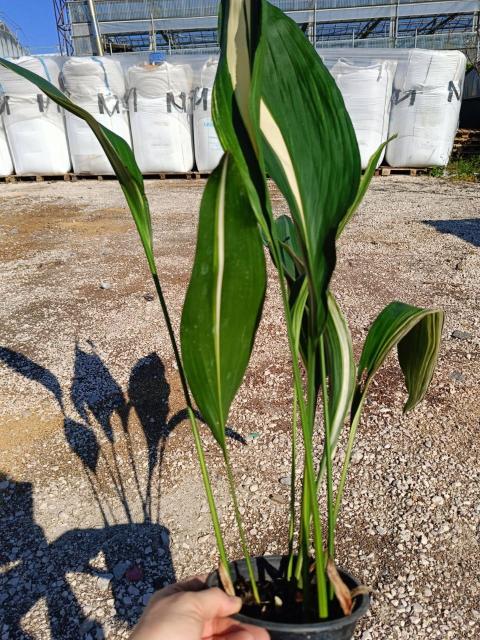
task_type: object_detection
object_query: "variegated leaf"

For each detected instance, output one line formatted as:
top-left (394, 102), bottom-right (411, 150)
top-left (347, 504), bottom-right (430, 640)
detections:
top-left (357, 302), bottom-right (444, 412)
top-left (212, 0), bottom-right (269, 232)
top-left (180, 153), bottom-right (266, 448)
top-left (251, 2), bottom-right (361, 338)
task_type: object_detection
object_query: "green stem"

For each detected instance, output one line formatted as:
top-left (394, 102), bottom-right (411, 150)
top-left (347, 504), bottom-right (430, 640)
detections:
top-left (267, 237), bottom-right (329, 617)
top-left (152, 273), bottom-right (192, 405)
top-left (296, 467), bottom-right (310, 611)
top-left (286, 388), bottom-right (298, 580)
top-left (305, 338), bottom-right (329, 619)
top-left (333, 398), bottom-right (364, 526)
top-left (294, 466), bottom-right (308, 583)
top-left (189, 407), bottom-right (229, 574)
top-left (223, 447), bottom-right (261, 603)
top-left (151, 272), bottom-right (230, 575)
top-left (319, 335), bottom-right (334, 562)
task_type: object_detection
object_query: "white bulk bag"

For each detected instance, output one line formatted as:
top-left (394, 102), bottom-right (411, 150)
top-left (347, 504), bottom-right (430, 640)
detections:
top-left (62, 57), bottom-right (131, 175)
top-left (127, 62), bottom-right (193, 173)
top-left (193, 58), bottom-right (223, 172)
top-left (332, 59), bottom-right (396, 169)
top-left (0, 118), bottom-right (13, 177)
top-left (386, 50), bottom-right (466, 167)
top-left (0, 56), bottom-right (71, 176)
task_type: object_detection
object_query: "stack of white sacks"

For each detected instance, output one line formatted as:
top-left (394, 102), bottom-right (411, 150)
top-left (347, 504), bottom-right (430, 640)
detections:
top-left (127, 60), bottom-right (194, 173)
top-left (0, 56), bottom-right (70, 176)
top-left (192, 57), bottom-right (223, 172)
top-left (321, 48), bottom-right (466, 169)
top-left (385, 49), bottom-right (466, 167)
top-left (62, 56), bottom-right (131, 174)
top-left (331, 59), bottom-right (397, 168)
top-left (0, 49), bottom-right (467, 176)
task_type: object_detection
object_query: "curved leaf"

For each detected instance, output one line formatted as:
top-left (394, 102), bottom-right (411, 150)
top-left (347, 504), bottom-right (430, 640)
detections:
top-left (324, 293), bottom-right (356, 451)
top-left (274, 215), bottom-right (304, 283)
top-left (212, 0), bottom-right (269, 233)
top-left (251, 3), bottom-right (361, 338)
top-left (358, 302), bottom-right (444, 412)
top-left (291, 278), bottom-right (309, 354)
top-left (336, 136), bottom-right (396, 239)
top-left (0, 57), bottom-right (155, 274)
top-left (316, 292), bottom-right (355, 485)
top-left (180, 153), bottom-right (266, 448)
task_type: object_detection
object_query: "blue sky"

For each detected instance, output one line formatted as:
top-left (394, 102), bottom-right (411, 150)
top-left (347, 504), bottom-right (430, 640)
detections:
top-left (0, 0), bottom-right (58, 53)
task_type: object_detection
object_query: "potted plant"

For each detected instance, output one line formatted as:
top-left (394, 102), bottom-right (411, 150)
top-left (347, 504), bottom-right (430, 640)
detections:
top-left (0, 1), bottom-right (443, 637)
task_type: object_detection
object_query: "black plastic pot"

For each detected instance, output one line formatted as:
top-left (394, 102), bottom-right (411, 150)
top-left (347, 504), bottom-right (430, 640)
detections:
top-left (207, 555), bottom-right (369, 640)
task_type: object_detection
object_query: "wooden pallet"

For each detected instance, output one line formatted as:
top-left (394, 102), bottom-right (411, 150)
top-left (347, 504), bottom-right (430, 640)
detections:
top-left (0, 171), bottom-right (211, 183)
top-left (452, 128), bottom-right (480, 159)
top-left (1, 166), bottom-right (433, 183)
top-left (374, 166), bottom-right (430, 177)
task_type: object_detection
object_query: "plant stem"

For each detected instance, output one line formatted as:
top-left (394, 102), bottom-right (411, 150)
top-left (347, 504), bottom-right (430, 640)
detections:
top-left (333, 397), bottom-right (364, 526)
top-left (305, 338), bottom-right (329, 619)
top-left (151, 272), bottom-right (230, 576)
top-left (189, 407), bottom-right (230, 573)
top-left (286, 388), bottom-right (298, 580)
top-left (267, 239), bottom-right (329, 617)
top-left (294, 467), bottom-right (308, 583)
top-left (223, 447), bottom-right (261, 603)
top-left (319, 335), bottom-right (334, 561)
top-left (152, 273), bottom-right (192, 405)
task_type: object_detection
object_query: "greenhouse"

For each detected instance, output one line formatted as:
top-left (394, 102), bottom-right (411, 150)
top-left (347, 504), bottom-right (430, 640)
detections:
top-left (55, 0), bottom-right (480, 58)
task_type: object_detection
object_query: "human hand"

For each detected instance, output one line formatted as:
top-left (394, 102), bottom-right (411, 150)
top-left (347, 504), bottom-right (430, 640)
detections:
top-left (130, 575), bottom-right (270, 640)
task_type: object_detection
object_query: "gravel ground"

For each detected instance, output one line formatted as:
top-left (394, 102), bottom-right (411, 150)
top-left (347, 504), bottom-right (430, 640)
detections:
top-left (0, 176), bottom-right (478, 640)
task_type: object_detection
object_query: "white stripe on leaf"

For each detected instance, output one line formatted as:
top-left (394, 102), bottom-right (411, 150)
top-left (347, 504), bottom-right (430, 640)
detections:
top-left (214, 155), bottom-right (229, 428)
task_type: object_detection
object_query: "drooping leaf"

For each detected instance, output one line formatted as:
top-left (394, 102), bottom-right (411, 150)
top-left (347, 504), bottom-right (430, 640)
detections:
top-left (251, 3), bottom-right (361, 339)
top-left (357, 301), bottom-right (444, 412)
top-left (326, 559), bottom-right (353, 616)
top-left (218, 562), bottom-right (236, 597)
top-left (0, 57), bottom-right (155, 274)
top-left (180, 153), bottom-right (266, 448)
top-left (336, 136), bottom-right (396, 239)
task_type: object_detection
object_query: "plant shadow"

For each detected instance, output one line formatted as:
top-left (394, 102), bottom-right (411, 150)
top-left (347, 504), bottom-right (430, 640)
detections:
top-left (0, 344), bottom-right (187, 639)
top-left (423, 218), bottom-right (480, 248)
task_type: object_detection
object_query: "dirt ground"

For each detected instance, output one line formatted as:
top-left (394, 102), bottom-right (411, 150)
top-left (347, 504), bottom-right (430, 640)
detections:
top-left (0, 176), bottom-right (478, 640)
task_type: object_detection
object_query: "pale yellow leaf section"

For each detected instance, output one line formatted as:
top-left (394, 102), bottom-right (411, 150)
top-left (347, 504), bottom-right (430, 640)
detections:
top-left (226, 0), bottom-right (255, 144)
top-left (214, 155), bottom-right (228, 428)
top-left (259, 100), bottom-right (307, 238)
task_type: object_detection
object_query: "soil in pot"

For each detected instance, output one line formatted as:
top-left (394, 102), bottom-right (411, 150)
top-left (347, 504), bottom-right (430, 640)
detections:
top-left (207, 555), bottom-right (370, 640)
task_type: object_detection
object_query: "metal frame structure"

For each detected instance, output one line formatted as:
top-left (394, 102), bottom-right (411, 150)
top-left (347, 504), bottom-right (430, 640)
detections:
top-left (53, 0), bottom-right (74, 55)
top-left (59, 1), bottom-right (480, 61)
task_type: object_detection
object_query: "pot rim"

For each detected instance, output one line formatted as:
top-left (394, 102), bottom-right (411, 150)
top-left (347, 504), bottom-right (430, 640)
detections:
top-left (210, 554), bottom-right (370, 632)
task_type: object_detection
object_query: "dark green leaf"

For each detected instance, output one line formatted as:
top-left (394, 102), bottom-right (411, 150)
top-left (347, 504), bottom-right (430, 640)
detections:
top-left (251, 3), bottom-right (361, 338)
top-left (180, 153), bottom-right (266, 447)
top-left (274, 215), bottom-right (304, 282)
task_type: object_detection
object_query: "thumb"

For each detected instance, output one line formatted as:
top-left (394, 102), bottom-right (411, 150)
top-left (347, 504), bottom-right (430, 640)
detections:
top-left (189, 587), bottom-right (243, 620)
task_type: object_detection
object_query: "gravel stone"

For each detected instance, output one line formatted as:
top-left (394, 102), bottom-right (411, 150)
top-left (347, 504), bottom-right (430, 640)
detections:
top-left (0, 177), bottom-right (478, 639)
